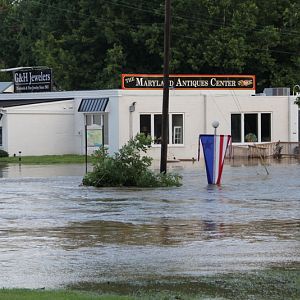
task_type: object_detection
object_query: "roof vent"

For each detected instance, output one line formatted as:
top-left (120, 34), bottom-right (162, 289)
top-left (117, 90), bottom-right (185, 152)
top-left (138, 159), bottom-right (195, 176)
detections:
top-left (263, 87), bottom-right (290, 96)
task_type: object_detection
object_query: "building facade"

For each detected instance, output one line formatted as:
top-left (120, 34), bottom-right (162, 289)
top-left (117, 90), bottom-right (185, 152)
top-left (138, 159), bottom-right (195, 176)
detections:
top-left (0, 78), bottom-right (299, 159)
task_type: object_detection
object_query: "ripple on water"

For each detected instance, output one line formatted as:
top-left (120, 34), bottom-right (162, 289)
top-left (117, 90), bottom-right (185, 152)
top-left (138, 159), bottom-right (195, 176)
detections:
top-left (0, 160), bottom-right (299, 288)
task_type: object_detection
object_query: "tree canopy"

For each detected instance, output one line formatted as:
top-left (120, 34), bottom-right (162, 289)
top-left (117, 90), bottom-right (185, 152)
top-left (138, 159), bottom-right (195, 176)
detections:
top-left (0, 0), bottom-right (299, 92)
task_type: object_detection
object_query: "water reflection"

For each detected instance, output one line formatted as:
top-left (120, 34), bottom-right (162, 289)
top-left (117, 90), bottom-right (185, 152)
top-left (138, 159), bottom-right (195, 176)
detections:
top-left (0, 160), bottom-right (299, 288)
top-left (0, 163), bottom-right (8, 177)
top-left (2, 218), bottom-right (298, 250)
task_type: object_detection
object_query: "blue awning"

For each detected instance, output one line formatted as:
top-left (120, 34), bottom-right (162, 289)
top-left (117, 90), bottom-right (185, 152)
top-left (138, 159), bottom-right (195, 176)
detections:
top-left (78, 97), bottom-right (109, 112)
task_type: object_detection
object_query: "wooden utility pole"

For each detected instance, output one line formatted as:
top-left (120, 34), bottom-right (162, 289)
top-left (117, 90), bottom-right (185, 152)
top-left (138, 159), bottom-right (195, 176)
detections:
top-left (160, 0), bottom-right (171, 173)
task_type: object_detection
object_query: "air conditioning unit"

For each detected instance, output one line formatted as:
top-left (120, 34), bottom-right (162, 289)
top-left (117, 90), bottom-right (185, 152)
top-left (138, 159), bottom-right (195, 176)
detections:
top-left (263, 87), bottom-right (290, 96)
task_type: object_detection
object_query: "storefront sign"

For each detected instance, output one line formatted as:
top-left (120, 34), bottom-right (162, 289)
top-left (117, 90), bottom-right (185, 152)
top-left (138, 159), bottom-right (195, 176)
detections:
top-left (14, 69), bottom-right (52, 93)
top-left (122, 74), bottom-right (255, 90)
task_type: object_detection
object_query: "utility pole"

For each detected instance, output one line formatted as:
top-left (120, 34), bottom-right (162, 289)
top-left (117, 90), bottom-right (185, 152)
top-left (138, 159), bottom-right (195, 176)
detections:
top-left (160, 0), bottom-right (171, 173)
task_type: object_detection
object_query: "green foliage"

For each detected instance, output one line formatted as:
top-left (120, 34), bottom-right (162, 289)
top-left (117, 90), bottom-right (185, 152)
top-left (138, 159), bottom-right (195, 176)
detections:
top-left (83, 134), bottom-right (182, 187)
top-left (294, 96), bottom-right (300, 107)
top-left (1, 1), bottom-right (299, 92)
top-left (0, 149), bottom-right (9, 157)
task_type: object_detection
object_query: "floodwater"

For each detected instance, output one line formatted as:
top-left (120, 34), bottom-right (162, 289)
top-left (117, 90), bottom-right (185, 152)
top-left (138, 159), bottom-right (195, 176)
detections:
top-left (0, 159), bottom-right (299, 289)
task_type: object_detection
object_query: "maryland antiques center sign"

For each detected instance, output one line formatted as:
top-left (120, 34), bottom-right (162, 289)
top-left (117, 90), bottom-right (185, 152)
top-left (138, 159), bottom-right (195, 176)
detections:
top-left (122, 74), bottom-right (255, 90)
top-left (14, 69), bottom-right (52, 93)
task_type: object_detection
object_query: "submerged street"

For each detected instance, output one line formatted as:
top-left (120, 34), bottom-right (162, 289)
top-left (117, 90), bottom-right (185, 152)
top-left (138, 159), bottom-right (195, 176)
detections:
top-left (0, 159), bottom-right (299, 289)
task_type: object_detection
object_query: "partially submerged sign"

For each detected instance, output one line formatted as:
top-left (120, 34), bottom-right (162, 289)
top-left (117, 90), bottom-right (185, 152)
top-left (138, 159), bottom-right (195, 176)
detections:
top-left (14, 69), bottom-right (52, 93)
top-left (122, 74), bottom-right (255, 90)
top-left (199, 134), bottom-right (232, 185)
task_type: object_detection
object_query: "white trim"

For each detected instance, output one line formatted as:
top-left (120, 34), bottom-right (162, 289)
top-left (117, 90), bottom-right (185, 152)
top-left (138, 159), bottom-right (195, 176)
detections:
top-left (139, 112), bottom-right (185, 146)
top-left (232, 112), bottom-right (272, 143)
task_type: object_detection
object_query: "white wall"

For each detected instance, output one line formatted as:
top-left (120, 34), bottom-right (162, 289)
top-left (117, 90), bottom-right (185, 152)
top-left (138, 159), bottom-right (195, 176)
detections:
top-left (0, 89), bottom-right (295, 158)
top-left (120, 90), bottom-right (204, 160)
top-left (205, 92), bottom-right (289, 142)
top-left (6, 101), bottom-right (76, 156)
top-left (117, 90), bottom-right (291, 160)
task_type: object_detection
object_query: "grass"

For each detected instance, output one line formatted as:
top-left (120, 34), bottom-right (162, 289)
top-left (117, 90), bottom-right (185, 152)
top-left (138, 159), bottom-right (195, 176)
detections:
top-left (0, 290), bottom-right (133, 300)
top-left (68, 267), bottom-right (300, 299)
top-left (1, 266), bottom-right (299, 300)
top-left (0, 154), bottom-right (92, 164)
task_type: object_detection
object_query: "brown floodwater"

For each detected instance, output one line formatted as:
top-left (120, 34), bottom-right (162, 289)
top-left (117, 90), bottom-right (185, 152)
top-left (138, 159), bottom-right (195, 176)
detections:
top-left (0, 159), bottom-right (299, 289)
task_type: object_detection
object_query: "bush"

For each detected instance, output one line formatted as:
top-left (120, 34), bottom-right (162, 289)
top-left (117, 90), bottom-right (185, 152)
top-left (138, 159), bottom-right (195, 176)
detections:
top-left (0, 149), bottom-right (9, 157)
top-left (245, 133), bottom-right (257, 142)
top-left (83, 134), bottom-right (182, 187)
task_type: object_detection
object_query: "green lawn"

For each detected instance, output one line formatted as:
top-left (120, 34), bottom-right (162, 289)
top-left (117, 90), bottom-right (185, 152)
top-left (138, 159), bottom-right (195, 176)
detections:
top-left (0, 154), bottom-right (92, 164)
top-left (0, 290), bottom-right (133, 300)
top-left (1, 267), bottom-right (299, 300)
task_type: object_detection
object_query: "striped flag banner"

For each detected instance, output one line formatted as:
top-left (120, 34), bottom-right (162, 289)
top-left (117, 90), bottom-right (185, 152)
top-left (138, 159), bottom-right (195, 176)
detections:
top-left (199, 134), bottom-right (232, 185)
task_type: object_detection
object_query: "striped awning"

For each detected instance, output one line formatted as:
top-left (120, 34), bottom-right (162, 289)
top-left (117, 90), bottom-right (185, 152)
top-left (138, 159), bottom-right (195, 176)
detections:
top-left (78, 97), bottom-right (109, 112)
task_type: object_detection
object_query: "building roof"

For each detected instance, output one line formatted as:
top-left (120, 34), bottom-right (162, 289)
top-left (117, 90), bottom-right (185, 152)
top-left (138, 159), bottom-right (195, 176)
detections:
top-left (0, 82), bottom-right (13, 93)
top-left (0, 98), bottom-right (74, 108)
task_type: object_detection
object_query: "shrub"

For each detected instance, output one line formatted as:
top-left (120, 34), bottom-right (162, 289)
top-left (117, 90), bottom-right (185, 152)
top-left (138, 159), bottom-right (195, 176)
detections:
top-left (83, 133), bottom-right (182, 187)
top-left (0, 149), bottom-right (9, 157)
top-left (245, 133), bottom-right (257, 142)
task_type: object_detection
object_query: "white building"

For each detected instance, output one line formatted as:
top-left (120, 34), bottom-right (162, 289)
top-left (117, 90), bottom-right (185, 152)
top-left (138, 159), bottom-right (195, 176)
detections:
top-left (0, 75), bottom-right (299, 159)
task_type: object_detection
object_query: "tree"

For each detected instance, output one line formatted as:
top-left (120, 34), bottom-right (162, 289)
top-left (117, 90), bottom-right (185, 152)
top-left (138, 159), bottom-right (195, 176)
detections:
top-left (0, 0), bottom-right (299, 92)
top-left (0, 0), bottom-right (19, 81)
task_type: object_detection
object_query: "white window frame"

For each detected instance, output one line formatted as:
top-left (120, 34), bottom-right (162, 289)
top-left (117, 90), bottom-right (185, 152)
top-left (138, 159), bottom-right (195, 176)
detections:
top-left (173, 126), bottom-right (183, 144)
top-left (86, 113), bottom-right (103, 127)
top-left (140, 113), bottom-right (184, 146)
top-left (85, 113), bottom-right (109, 145)
top-left (231, 112), bottom-right (272, 143)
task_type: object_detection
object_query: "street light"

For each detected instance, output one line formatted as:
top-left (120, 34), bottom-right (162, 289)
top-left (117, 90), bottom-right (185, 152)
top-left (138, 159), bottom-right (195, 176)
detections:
top-left (293, 84), bottom-right (300, 96)
top-left (212, 120), bottom-right (219, 135)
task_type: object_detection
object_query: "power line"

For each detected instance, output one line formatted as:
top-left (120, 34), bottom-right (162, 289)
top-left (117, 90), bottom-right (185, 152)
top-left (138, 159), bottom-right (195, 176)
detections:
top-left (101, 0), bottom-right (300, 37)
top-left (6, 0), bottom-right (300, 38)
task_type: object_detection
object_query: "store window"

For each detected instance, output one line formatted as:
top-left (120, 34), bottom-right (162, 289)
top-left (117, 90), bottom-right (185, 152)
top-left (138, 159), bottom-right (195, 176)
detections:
top-left (172, 114), bottom-right (183, 144)
top-left (86, 114), bottom-right (102, 126)
top-left (85, 113), bottom-right (109, 144)
top-left (140, 113), bottom-right (183, 145)
top-left (244, 114), bottom-right (258, 142)
top-left (231, 113), bottom-right (271, 143)
top-left (261, 113), bottom-right (271, 142)
top-left (231, 114), bottom-right (241, 142)
top-left (140, 114), bottom-right (151, 137)
top-left (154, 114), bottom-right (163, 144)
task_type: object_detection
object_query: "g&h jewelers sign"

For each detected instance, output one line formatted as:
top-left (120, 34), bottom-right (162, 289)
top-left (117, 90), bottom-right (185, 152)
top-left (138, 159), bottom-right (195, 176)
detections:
top-left (13, 69), bottom-right (52, 93)
top-left (122, 74), bottom-right (255, 90)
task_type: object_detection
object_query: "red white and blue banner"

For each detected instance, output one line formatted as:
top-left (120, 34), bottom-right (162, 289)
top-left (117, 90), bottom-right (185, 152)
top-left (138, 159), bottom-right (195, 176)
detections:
top-left (198, 134), bottom-right (232, 185)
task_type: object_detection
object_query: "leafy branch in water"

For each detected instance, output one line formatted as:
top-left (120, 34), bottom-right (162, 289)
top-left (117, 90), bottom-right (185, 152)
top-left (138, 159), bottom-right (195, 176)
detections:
top-left (82, 134), bottom-right (182, 187)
